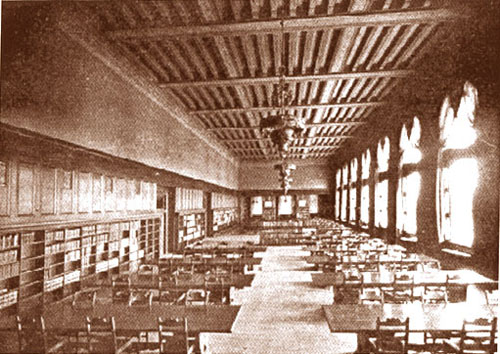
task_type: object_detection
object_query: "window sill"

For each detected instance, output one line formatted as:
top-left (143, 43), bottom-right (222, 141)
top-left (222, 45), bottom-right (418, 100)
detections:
top-left (442, 248), bottom-right (472, 258)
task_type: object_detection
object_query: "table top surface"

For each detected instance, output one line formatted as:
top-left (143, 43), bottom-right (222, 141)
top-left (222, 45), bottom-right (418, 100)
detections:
top-left (322, 302), bottom-right (498, 332)
top-left (311, 269), bottom-right (497, 287)
top-left (0, 303), bottom-right (240, 333)
top-left (306, 254), bottom-right (436, 265)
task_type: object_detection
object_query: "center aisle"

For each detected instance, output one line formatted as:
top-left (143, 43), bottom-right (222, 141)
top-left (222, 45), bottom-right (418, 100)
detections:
top-left (200, 246), bottom-right (357, 354)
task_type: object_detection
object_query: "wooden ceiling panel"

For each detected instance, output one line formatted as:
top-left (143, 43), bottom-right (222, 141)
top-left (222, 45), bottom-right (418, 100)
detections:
top-left (87, 0), bottom-right (464, 161)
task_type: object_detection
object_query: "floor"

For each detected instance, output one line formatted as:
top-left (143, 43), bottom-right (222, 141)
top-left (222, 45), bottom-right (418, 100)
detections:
top-left (200, 246), bottom-right (358, 354)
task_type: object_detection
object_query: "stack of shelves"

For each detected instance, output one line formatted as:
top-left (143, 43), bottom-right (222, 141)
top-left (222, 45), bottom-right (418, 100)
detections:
top-left (0, 233), bottom-right (19, 313)
top-left (177, 212), bottom-right (205, 246)
top-left (0, 213), bottom-right (163, 315)
top-left (213, 208), bottom-right (238, 233)
top-left (20, 231), bottom-right (45, 311)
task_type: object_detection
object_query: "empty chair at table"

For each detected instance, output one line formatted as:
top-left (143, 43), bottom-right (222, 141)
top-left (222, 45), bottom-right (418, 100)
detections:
top-left (158, 317), bottom-right (195, 354)
top-left (112, 275), bottom-right (131, 304)
top-left (16, 315), bottom-right (64, 354)
top-left (84, 316), bottom-right (135, 354)
top-left (334, 272), bottom-right (362, 304)
top-left (444, 317), bottom-right (497, 354)
top-left (368, 317), bottom-right (409, 354)
top-left (183, 288), bottom-right (209, 306)
top-left (137, 264), bottom-right (158, 282)
top-left (128, 289), bottom-right (153, 309)
top-left (360, 277), bottom-right (384, 305)
top-left (72, 288), bottom-right (97, 310)
top-left (383, 273), bottom-right (420, 304)
top-left (422, 274), bottom-right (450, 304)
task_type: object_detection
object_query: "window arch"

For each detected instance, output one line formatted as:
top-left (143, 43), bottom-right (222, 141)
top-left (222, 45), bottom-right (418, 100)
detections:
top-left (375, 137), bottom-right (390, 228)
top-left (341, 164), bottom-right (349, 222)
top-left (437, 82), bottom-right (479, 248)
top-left (360, 149), bottom-right (371, 228)
top-left (397, 117), bottom-right (422, 238)
top-left (349, 158), bottom-right (358, 223)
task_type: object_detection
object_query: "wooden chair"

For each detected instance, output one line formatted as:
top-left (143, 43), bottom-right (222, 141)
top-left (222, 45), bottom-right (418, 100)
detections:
top-left (72, 288), bottom-right (97, 310)
top-left (112, 275), bottom-right (131, 304)
top-left (84, 316), bottom-right (135, 354)
top-left (383, 273), bottom-right (419, 304)
top-left (444, 317), bottom-right (497, 354)
top-left (128, 289), bottom-right (153, 309)
top-left (334, 272), bottom-right (362, 304)
top-left (422, 275), bottom-right (449, 304)
top-left (16, 315), bottom-right (64, 354)
top-left (360, 277), bottom-right (384, 305)
top-left (368, 317), bottom-right (409, 354)
top-left (184, 288), bottom-right (209, 306)
top-left (158, 317), bottom-right (195, 354)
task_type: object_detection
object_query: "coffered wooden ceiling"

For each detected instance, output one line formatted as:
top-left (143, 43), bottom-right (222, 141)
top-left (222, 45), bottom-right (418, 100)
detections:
top-left (87, 0), bottom-right (461, 161)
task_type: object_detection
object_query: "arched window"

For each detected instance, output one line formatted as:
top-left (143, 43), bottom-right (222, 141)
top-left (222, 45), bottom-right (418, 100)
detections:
top-left (437, 82), bottom-right (479, 248)
top-left (397, 117), bottom-right (422, 238)
top-left (349, 158), bottom-right (358, 223)
top-left (341, 164), bottom-right (349, 222)
top-left (375, 137), bottom-right (390, 228)
top-left (335, 169), bottom-right (341, 220)
top-left (360, 149), bottom-right (371, 228)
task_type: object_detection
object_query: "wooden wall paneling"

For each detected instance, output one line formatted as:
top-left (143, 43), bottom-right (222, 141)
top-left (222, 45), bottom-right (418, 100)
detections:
top-left (58, 169), bottom-right (73, 214)
top-left (0, 160), bottom-right (10, 216)
top-left (104, 176), bottom-right (115, 211)
top-left (78, 172), bottom-right (92, 214)
top-left (92, 174), bottom-right (103, 213)
top-left (40, 166), bottom-right (56, 215)
top-left (17, 162), bottom-right (35, 216)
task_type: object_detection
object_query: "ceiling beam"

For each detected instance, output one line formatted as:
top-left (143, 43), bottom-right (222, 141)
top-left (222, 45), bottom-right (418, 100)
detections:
top-left (207, 121), bottom-right (365, 131)
top-left (221, 135), bottom-right (354, 143)
top-left (230, 145), bottom-right (340, 151)
top-left (108, 7), bottom-right (461, 40)
top-left (159, 69), bottom-right (411, 88)
top-left (190, 101), bottom-right (385, 115)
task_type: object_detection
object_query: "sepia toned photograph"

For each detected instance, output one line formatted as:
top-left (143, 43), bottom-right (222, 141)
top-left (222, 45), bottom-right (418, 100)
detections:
top-left (0, 0), bottom-right (498, 353)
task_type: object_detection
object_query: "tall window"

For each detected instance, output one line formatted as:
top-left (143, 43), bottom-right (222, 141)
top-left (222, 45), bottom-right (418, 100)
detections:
top-left (437, 82), bottom-right (479, 248)
top-left (335, 169), bottom-right (341, 220)
top-left (349, 158), bottom-right (358, 223)
top-left (341, 164), bottom-right (349, 221)
top-left (250, 196), bottom-right (263, 216)
top-left (374, 137), bottom-right (390, 228)
top-left (397, 117), bottom-right (422, 238)
top-left (360, 149), bottom-right (371, 228)
top-left (278, 195), bottom-right (293, 215)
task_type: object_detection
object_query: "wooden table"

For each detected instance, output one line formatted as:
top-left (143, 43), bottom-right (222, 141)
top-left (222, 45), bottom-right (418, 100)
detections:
top-left (305, 254), bottom-right (436, 267)
top-left (311, 269), bottom-right (497, 288)
top-left (125, 273), bottom-right (254, 289)
top-left (0, 303), bottom-right (240, 353)
top-left (322, 303), bottom-right (498, 352)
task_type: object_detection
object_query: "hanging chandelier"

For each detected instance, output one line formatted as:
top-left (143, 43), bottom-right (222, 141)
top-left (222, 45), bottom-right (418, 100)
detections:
top-left (260, 11), bottom-right (305, 159)
top-left (274, 160), bottom-right (296, 194)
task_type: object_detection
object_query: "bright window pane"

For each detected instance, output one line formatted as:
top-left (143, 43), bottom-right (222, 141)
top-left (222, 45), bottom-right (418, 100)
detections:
top-left (341, 189), bottom-right (348, 221)
top-left (335, 190), bottom-right (341, 220)
top-left (375, 180), bottom-right (388, 228)
top-left (440, 159), bottom-right (478, 247)
top-left (250, 196), bottom-right (263, 216)
top-left (397, 172), bottom-right (421, 235)
top-left (278, 195), bottom-right (293, 215)
top-left (361, 184), bottom-right (370, 227)
top-left (349, 187), bottom-right (356, 221)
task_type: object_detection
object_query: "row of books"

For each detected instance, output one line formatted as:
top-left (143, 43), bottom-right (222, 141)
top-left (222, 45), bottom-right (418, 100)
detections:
top-left (0, 234), bottom-right (19, 250)
top-left (0, 250), bottom-right (18, 265)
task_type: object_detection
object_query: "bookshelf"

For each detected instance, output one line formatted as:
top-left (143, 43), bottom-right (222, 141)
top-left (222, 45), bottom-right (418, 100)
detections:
top-left (177, 211), bottom-right (206, 247)
top-left (0, 212), bottom-right (163, 315)
top-left (213, 208), bottom-right (238, 233)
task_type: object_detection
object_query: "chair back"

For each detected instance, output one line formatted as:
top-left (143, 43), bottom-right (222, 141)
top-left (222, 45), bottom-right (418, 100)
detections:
top-left (85, 316), bottom-right (118, 354)
top-left (158, 317), bottom-right (189, 353)
top-left (458, 317), bottom-right (497, 354)
top-left (422, 275), bottom-right (449, 304)
top-left (72, 289), bottom-right (97, 310)
top-left (16, 316), bottom-right (48, 354)
top-left (375, 317), bottom-right (409, 354)
top-left (129, 289), bottom-right (153, 309)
